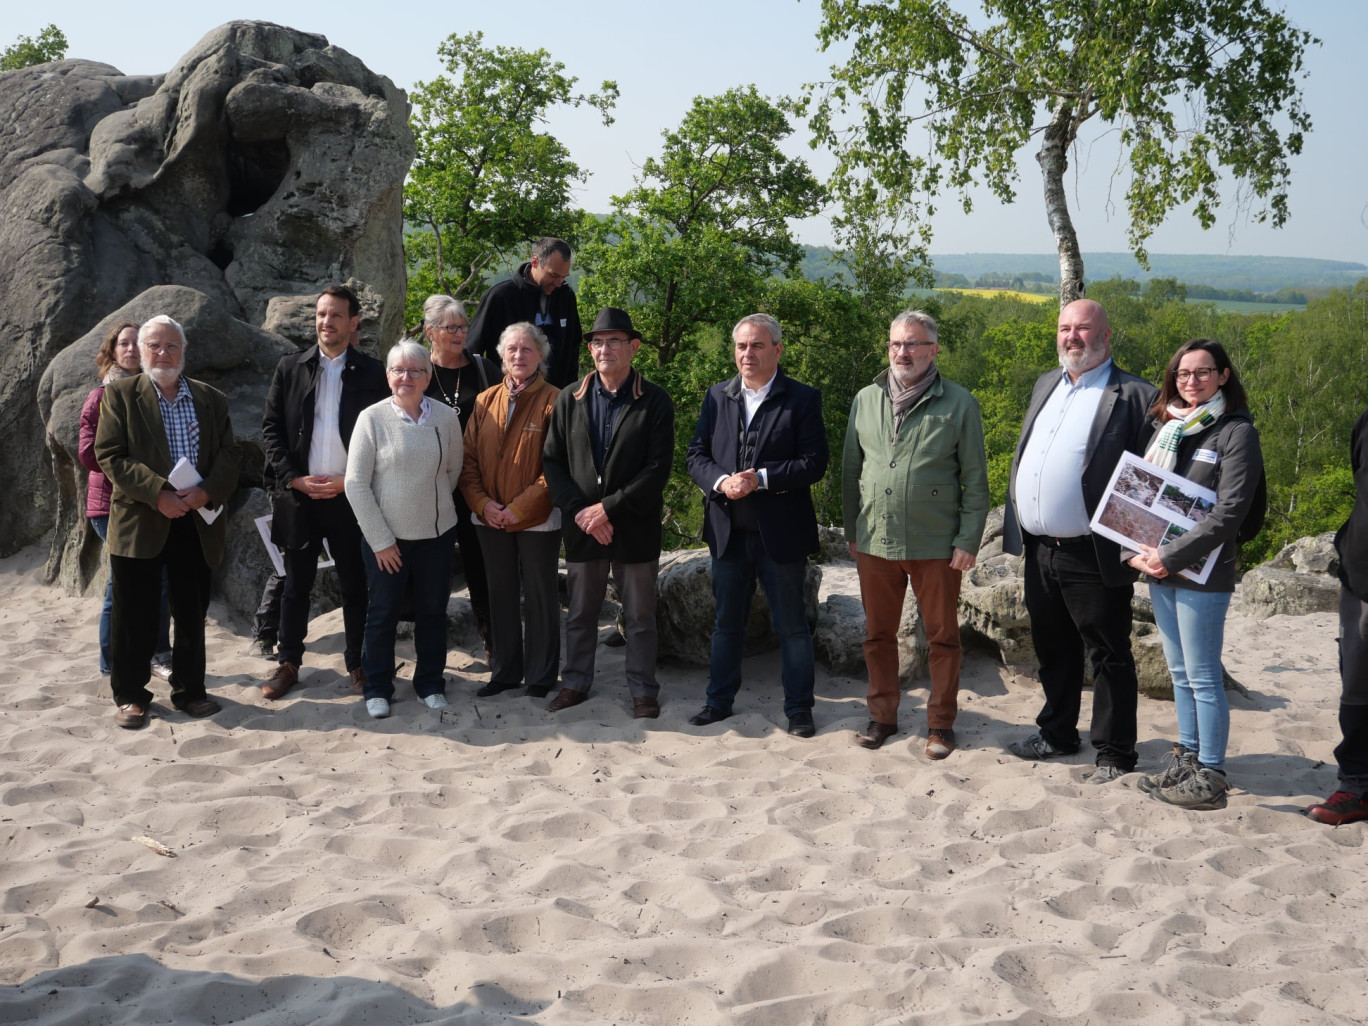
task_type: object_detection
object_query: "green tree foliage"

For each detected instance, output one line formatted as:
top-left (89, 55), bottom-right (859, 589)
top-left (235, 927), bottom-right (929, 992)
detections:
top-left (804, 0), bottom-right (1317, 304)
top-left (1, 24), bottom-right (66, 71)
top-left (576, 86), bottom-right (824, 366)
top-left (403, 32), bottom-right (616, 324)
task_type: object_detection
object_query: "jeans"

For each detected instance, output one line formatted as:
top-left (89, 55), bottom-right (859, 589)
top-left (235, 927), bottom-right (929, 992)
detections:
top-left (706, 531), bottom-right (814, 720)
top-left (91, 515), bottom-right (171, 674)
top-left (1023, 536), bottom-right (1138, 770)
top-left (1149, 583), bottom-right (1232, 770)
top-left (252, 572), bottom-right (284, 644)
top-left (360, 529), bottom-right (455, 701)
top-left (1336, 587), bottom-right (1368, 794)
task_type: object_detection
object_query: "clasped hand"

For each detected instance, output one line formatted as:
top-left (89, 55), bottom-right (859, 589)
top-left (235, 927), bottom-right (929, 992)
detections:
top-left (291, 474), bottom-right (344, 500)
top-left (720, 469), bottom-right (761, 500)
top-left (157, 486), bottom-right (209, 518)
top-left (1128, 545), bottom-right (1169, 578)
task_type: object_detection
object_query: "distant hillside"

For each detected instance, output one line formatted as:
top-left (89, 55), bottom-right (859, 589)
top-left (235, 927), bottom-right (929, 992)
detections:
top-left (801, 247), bottom-right (1366, 293)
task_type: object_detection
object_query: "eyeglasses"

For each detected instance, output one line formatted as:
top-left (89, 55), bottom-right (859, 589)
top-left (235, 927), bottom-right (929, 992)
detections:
top-left (142, 343), bottom-right (183, 354)
top-left (588, 339), bottom-right (627, 351)
top-left (889, 340), bottom-right (935, 351)
top-left (388, 367), bottom-right (429, 378)
top-left (434, 323), bottom-right (467, 334)
top-left (1175, 368), bottom-right (1218, 383)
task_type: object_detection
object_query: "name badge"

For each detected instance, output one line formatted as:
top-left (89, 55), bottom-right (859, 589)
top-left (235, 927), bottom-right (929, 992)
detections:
top-left (1193, 448), bottom-right (1219, 465)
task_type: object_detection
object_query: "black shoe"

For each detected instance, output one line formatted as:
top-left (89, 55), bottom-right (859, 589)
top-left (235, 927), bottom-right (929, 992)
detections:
top-left (787, 713), bottom-right (816, 738)
top-left (526, 684), bottom-right (553, 698)
top-left (688, 706), bottom-right (731, 726)
top-left (476, 681), bottom-right (520, 697)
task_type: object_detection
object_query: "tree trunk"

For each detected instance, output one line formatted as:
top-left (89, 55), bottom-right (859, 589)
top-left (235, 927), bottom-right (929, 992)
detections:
top-left (1037, 100), bottom-right (1085, 306)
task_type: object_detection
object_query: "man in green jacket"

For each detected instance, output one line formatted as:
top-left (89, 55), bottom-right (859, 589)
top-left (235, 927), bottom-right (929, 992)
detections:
top-left (842, 310), bottom-right (989, 758)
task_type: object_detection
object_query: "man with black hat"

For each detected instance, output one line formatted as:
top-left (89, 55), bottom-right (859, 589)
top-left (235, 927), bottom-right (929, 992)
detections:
top-left (542, 308), bottom-right (675, 718)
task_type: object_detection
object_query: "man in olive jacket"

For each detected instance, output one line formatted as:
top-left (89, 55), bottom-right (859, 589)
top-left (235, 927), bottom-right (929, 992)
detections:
top-left (842, 310), bottom-right (989, 759)
top-left (542, 308), bottom-right (675, 718)
top-left (95, 315), bottom-right (241, 729)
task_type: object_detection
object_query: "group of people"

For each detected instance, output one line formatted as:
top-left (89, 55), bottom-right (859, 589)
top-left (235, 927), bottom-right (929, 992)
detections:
top-left (84, 236), bottom-right (1367, 827)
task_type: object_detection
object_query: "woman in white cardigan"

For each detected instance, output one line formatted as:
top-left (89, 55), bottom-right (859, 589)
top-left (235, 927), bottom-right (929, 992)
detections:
top-left (345, 340), bottom-right (463, 719)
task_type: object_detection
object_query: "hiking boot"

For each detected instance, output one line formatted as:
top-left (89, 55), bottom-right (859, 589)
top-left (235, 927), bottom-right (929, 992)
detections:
top-left (1306, 790), bottom-right (1368, 825)
top-left (1085, 763), bottom-right (1126, 785)
top-left (1138, 744), bottom-right (1198, 794)
top-left (1151, 766), bottom-right (1229, 810)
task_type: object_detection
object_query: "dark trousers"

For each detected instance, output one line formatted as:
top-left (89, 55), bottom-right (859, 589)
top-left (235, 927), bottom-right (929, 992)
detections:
top-left (1023, 535), bottom-right (1138, 770)
top-left (277, 495), bottom-right (368, 670)
top-left (561, 559), bottom-right (660, 699)
top-left (477, 526), bottom-right (562, 689)
top-left (109, 516), bottom-right (212, 709)
top-left (252, 572), bottom-right (284, 643)
top-left (706, 531), bottom-right (815, 720)
top-left (361, 529), bottom-right (455, 701)
top-left (1336, 586), bottom-right (1368, 794)
top-left (454, 510), bottom-right (491, 646)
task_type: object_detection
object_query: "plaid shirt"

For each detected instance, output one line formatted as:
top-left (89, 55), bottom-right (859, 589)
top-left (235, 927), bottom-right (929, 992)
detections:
top-left (157, 375), bottom-right (200, 468)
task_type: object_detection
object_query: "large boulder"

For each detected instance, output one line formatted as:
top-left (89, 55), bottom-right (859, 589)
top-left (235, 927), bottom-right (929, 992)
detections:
top-left (1240, 532), bottom-right (1340, 618)
top-left (813, 560), bottom-right (928, 679)
top-left (654, 548), bottom-right (821, 667)
top-left (4, 22), bottom-right (412, 575)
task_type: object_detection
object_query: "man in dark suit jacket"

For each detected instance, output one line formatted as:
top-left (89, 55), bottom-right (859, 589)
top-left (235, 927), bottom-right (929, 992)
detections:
top-left (685, 313), bottom-right (829, 736)
top-left (1002, 299), bottom-right (1158, 780)
top-left (95, 315), bottom-right (241, 729)
top-left (261, 284), bottom-right (388, 699)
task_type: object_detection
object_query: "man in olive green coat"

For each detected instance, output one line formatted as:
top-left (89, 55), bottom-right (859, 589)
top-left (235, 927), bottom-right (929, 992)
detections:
top-left (842, 310), bottom-right (989, 758)
top-left (95, 315), bottom-right (241, 729)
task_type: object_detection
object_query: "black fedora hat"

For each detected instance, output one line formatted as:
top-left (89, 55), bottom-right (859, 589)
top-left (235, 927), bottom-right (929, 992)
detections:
top-left (583, 307), bottom-right (643, 343)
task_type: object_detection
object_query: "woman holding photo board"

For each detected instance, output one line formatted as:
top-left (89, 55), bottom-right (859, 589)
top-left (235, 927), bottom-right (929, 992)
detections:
top-left (1125, 339), bottom-right (1264, 811)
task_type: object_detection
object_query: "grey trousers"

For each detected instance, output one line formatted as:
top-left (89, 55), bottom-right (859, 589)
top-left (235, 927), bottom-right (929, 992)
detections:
top-left (561, 559), bottom-right (660, 699)
top-left (477, 526), bottom-right (562, 689)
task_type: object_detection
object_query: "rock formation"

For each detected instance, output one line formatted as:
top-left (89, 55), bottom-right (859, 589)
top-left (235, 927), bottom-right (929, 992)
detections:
top-left (8, 22), bottom-right (413, 611)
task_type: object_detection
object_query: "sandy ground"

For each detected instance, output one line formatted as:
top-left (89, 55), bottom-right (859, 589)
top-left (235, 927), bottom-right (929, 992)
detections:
top-left (0, 541), bottom-right (1363, 1025)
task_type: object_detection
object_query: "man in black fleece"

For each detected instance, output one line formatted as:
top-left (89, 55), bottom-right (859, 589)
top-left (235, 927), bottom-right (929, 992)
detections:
top-left (466, 237), bottom-right (582, 387)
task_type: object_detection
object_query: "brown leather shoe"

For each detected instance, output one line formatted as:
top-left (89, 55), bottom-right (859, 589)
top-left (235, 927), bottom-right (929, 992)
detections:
top-left (856, 721), bottom-right (897, 750)
top-left (632, 697), bottom-right (660, 719)
top-left (115, 703), bottom-right (147, 729)
top-left (547, 687), bottom-right (587, 712)
top-left (177, 697), bottom-right (221, 718)
top-left (262, 661), bottom-right (298, 700)
top-left (349, 666), bottom-right (366, 695)
top-left (925, 728), bottom-right (956, 760)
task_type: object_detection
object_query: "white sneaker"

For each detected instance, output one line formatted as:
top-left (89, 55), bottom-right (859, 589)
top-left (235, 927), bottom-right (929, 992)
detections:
top-left (423, 694), bottom-right (449, 710)
top-left (151, 660), bottom-right (174, 681)
top-left (366, 698), bottom-right (391, 719)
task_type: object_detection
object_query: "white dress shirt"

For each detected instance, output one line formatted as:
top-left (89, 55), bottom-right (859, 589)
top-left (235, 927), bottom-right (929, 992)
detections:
top-left (1014, 360), bottom-right (1112, 538)
top-left (307, 348), bottom-right (349, 477)
top-left (714, 372), bottom-right (776, 493)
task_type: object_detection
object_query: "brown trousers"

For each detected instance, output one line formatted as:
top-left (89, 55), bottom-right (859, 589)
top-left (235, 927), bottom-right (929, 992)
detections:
top-left (856, 551), bottom-right (963, 729)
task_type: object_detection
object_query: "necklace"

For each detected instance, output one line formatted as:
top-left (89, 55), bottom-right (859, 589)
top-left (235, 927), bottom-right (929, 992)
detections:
top-left (432, 363), bottom-right (463, 415)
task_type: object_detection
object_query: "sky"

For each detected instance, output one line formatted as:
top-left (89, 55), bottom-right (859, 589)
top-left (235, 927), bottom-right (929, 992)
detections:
top-left (11, 0), bottom-right (1366, 266)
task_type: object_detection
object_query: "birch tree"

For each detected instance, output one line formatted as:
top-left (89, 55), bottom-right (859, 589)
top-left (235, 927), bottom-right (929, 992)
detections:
top-left (803, 0), bottom-right (1317, 304)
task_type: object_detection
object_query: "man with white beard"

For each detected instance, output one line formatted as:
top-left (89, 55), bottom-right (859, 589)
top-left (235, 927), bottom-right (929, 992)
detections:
top-left (94, 315), bottom-right (241, 728)
top-left (841, 310), bottom-right (989, 758)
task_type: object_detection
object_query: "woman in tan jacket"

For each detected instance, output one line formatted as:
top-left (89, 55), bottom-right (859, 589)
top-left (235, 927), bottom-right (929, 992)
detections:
top-left (459, 322), bottom-right (562, 697)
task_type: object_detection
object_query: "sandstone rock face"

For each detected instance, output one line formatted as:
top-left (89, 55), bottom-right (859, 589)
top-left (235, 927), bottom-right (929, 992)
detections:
top-left (7, 22), bottom-right (413, 610)
top-left (1240, 532), bottom-right (1340, 618)
top-left (654, 548), bottom-right (821, 667)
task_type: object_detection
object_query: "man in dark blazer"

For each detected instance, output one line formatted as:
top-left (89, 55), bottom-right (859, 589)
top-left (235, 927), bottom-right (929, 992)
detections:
top-left (685, 313), bottom-right (829, 736)
top-left (95, 315), bottom-right (241, 729)
top-left (1003, 299), bottom-right (1158, 780)
top-left (261, 284), bottom-right (388, 699)
top-left (542, 307), bottom-right (675, 720)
